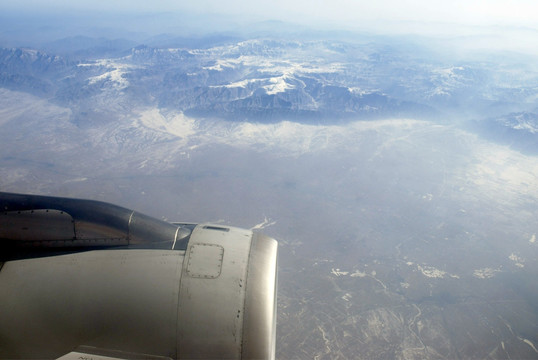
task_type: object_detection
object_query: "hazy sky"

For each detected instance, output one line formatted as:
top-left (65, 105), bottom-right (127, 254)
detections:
top-left (2, 0), bottom-right (538, 55)
top-left (4, 0), bottom-right (538, 30)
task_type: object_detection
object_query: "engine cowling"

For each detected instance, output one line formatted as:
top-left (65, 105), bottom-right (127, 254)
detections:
top-left (0, 192), bottom-right (278, 360)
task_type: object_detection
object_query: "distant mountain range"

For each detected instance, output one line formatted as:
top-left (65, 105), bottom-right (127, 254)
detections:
top-left (1, 37), bottom-right (537, 134)
top-left (468, 112), bottom-right (538, 154)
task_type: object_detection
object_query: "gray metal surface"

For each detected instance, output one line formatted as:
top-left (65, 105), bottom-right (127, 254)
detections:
top-left (242, 233), bottom-right (278, 360)
top-left (0, 192), bottom-right (278, 359)
top-left (56, 345), bottom-right (173, 360)
top-left (0, 209), bottom-right (76, 241)
top-left (178, 224), bottom-right (253, 359)
top-left (0, 250), bottom-right (184, 359)
top-left (0, 192), bottom-right (191, 251)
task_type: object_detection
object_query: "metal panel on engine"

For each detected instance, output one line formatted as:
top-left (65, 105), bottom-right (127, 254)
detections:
top-left (185, 243), bottom-right (224, 278)
top-left (0, 209), bottom-right (75, 241)
top-left (178, 224), bottom-right (252, 359)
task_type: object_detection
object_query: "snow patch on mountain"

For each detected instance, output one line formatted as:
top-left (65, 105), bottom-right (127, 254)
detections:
top-left (427, 66), bottom-right (471, 98)
top-left (137, 109), bottom-right (197, 140)
top-left (406, 262), bottom-right (459, 279)
top-left (250, 216), bottom-right (277, 230)
top-left (83, 59), bottom-right (136, 89)
top-left (331, 268), bottom-right (349, 276)
top-left (473, 267), bottom-right (502, 279)
top-left (263, 75), bottom-right (295, 95)
top-left (509, 253), bottom-right (525, 268)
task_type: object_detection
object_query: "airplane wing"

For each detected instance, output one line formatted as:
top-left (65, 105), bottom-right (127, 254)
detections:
top-left (0, 192), bottom-right (278, 360)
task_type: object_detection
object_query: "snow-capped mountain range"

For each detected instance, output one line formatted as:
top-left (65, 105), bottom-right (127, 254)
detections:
top-left (1, 38), bottom-right (537, 130)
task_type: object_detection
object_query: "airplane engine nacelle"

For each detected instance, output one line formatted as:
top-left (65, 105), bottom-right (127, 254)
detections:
top-left (0, 192), bottom-right (277, 360)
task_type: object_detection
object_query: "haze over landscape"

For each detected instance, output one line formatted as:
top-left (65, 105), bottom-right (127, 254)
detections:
top-left (1, 1), bottom-right (538, 359)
